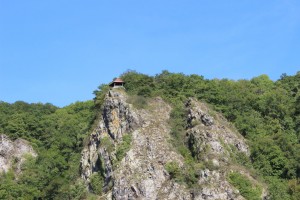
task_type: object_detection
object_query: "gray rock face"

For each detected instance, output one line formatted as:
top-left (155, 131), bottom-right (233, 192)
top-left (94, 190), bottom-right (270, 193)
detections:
top-left (81, 91), bottom-right (189, 199)
top-left (112, 96), bottom-right (189, 200)
top-left (103, 90), bottom-right (140, 141)
top-left (186, 99), bottom-right (252, 200)
top-left (186, 99), bottom-right (249, 159)
top-left (0, 134), bottom-right (37, 174)
top-left (81, 90), bottom-right (140, 186)
top-left (81, 92), bottom-right (264, 200)
top-left (187, 99), bottom-right (214, 127)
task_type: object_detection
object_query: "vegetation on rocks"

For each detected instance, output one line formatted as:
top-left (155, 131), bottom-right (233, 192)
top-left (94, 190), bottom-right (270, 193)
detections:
top-left (90, 172), bottom-right (104, 195)
top-left (115, 134), bottom-right (132, 161)
top-left (101, 136), bottom-right (114, 154)
top-left (228, 172), bottom-right (262, 200)
top-left (0, 70), bottom-right (300, 199)
top-left (120, 70), bottom-right (300, 199)
top-left (0, 101), bottom-right (95, 199)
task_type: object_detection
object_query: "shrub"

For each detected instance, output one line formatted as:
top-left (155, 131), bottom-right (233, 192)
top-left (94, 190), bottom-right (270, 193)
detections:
top-left (90, 173), bottom-right (104, 195)
top-left (169, 104), bottom-right (187, 143)
top-left (264, 176), bottom-right (291, 200)
top-left (93, 84), bottom-right (110, 109)
top-left (101, 136), bottom-right (114, 154)
top-left (116, 134), bottom-right (132, 161)
top-left (228, 172), bottom-right (262, 200)
top-left (165, 161), bottom-right (180, 179)
top-left (69, 180), bottom-right (87, 200)
top-left (137, 86), bottom-right (152, 97)
top-left (165, 161), bottom-right (199, 187)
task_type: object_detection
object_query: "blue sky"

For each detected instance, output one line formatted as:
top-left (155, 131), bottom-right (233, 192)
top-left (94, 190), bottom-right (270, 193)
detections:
top-left (1, 0), bottom-right (300, 107)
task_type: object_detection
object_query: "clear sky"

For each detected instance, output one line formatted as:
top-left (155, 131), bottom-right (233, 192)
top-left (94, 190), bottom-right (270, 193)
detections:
top-left (1, 0), bottom-right (299, 107)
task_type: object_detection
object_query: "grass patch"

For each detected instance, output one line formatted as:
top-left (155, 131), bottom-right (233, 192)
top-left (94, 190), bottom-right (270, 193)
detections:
top-left (204, 160), bottom-right (219, 171)
top-left (127, 95), bottom-right (148, 109)
top-left (101, 136), bottom-right (114, 154)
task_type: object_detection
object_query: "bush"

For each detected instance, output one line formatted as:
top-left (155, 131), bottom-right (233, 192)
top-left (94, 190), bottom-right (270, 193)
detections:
top-left (93, 84), bottom-right (110, 109)
top-left (137, 86), bottom-right (152, 97)
top-left (165, 161), bottom-right (199, 187)
top-left (69, 180), bottom-right (87, 200)
top-left (101, 136), bottom-right (114, 154)
top-left (116, 134), bottom-right (132, 161)
top-left (169, 103), bottom-right (186, 143)
top-left (90, 173), bottom-right (104, 195)
top-left (165, 161), bottom-right (181, 179)
top-left (228, 172), bottom-right (262, 200)
top-left (265, 176), bottom-right (291, 200)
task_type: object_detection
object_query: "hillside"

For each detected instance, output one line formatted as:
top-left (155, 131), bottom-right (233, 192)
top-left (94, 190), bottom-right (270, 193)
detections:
top-left (0, 70), bottom-right (299, 199)
top-left (81, 89), bottom-right (265, 199)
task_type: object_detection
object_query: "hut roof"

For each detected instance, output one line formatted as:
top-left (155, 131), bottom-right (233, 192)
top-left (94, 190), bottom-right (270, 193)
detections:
top-left (109, 78), bottom-right (125, 87)
top-left (113, 78), bottom-right (124, 83)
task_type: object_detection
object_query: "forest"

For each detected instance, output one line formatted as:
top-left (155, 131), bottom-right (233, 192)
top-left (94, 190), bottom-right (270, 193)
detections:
top-left (1, 70), bottom-right (300, 199)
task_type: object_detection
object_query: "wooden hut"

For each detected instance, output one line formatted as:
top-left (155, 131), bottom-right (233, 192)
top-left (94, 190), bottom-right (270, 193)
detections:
top-left (109, 78), bottom-right (125, 88)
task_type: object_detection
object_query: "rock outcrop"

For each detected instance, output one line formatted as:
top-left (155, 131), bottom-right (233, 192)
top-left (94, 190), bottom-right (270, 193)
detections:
top-left (81, 90), bottom-right (140, 187)
top-left (186, 99), bottom-right (252, 200)
top-left (81, 90), bottom-right (189, 199)
top-left (186, 98), bottom-right (249, 161)
top-left (0, 134), bottom-right (37, 174)
top-left (80, 90), bottom-right (266, 199)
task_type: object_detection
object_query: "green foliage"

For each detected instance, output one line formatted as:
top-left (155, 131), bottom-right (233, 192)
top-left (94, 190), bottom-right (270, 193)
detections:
top-left (120, 70), bottom-right (155, 97)
top-left (228, 172), bottom-right (262, 200)
top-left (288, 179), bottom-right (300, 200)
top-left (165, 101), bottom-right (200, 188)
top-left (0, 100), bottom-right (95, 199)
top-left (137, 86), bottom-right (152, 97)
top-left (251, 136), bottom-right (288, 177)
top-left (127, 95), bottom-right (148, 109)
top-left (93, 84), bottom-right (110, 110)
top-left (116, 134), bottom-right (132, 161)
top-left (226, 143), bottom-right (252, 168)
top-left (90, 173), bottom-right (104, 195)
top-left (203, 160), bottom-right (219, 171)
top-left (165, 160), bottom-right (200, 188)
top-left (69, 179), bottom-right (88, 200)
top-left (169, 103), bottom-right (187, 144)
top-left (265, 176), bottom-right (291, 200)
top-left (119, 70), bottom-right (300, 197)
top-left (1, 70), bottom-right (300, 198)
top-left (101, 136), bottom-right (114, 154)
top-left (165, 161), bottom-right (181, 179)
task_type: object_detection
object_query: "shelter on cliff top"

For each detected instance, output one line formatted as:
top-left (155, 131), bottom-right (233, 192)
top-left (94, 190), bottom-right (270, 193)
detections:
top-left (109, 78), bottom-right (125, 88)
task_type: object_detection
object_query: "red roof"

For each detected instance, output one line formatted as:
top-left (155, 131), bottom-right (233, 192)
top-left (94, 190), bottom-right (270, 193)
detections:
top-left (113, 78), bottom-right (124, 83)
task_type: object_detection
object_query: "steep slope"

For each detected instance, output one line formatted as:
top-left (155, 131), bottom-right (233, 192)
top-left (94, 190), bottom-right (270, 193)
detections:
top-left (81, 90), bottom-right (266, 199)
top-left (185, 99), bottom-right (266, 199)
top-left (81, 90), bottom-right (189, 199)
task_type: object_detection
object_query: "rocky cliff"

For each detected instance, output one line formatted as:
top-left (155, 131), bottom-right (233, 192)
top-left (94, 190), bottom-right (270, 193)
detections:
top-left (80, 90), bottom-right (266, 199)
top-left (0, 134), bottom-right (37, 174)
top-left (185, 99), bottom-right (258, 200)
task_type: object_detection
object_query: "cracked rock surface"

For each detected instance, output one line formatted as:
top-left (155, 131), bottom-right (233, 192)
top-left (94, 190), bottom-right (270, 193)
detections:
top-left (81, 91), bottom-right (265, 200)
top-left (0, 134), bottom-right (37, 174)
